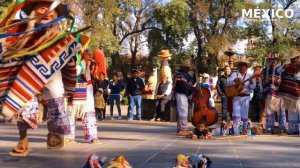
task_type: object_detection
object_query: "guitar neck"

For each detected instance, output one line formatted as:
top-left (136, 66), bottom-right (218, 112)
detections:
top-left (242, 75), bottom-right (258, 84)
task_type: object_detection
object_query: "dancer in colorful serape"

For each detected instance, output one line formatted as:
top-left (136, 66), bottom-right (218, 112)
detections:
top-left (173, 59), bottom-right (195, 136)
top-left (262, 53), bottom-right (286, 132)
top-left (278, 53), bottom-right (300, 134)
top-left (0, 0), bottom-right (81, 156)
top-left (66, 49), bottom-right (99, 143)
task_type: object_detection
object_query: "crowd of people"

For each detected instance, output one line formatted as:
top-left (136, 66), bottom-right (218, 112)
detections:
top-left (216, 53), bottom-right (300, 135)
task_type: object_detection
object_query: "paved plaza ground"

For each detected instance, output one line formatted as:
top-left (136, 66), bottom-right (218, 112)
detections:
top-left (0, 119), bottom-right (300, 168)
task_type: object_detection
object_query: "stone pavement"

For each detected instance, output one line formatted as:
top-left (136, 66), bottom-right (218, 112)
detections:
top-left (0, 119), bottom-right (300, 168)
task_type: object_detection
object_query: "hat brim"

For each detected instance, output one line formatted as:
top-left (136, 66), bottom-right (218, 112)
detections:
top-left (131, 70), bottom-right (139, 73)
top-left (267, 57), bottom-right (280, 60)
top-left (234, 61), bottom-right (252, 68)
top-left (284, 54), bottom-right (300, 60)
top-left (180, 64), bottom-right (191, 67)
top-left (22, 0), bottom-right (69, 17)
top-left (158, 54), bottom-right (172, 58)
top-left (253, 65), bottom-right (262, 68)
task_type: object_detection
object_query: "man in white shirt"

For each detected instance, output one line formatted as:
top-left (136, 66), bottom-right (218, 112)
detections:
top-left (227, 60), bottom-right (256, 132)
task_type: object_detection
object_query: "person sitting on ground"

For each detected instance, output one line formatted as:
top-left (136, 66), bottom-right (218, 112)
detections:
top-left (191, 122), bottom-right (212, 139)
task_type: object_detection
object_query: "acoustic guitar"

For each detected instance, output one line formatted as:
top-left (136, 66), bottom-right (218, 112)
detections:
top-left (225, 75), bottom-right (256, 97)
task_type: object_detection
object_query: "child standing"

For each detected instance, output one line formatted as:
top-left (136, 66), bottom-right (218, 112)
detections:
top-left (95, 89), bottom-right (106, 120)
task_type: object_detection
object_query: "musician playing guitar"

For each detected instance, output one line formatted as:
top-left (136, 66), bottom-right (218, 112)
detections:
top-left (227, 60), bottom-right (256, 134)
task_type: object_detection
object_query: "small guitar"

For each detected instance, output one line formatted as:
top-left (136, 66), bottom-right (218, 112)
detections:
top-left (225, 75), bottom-right (257, 97)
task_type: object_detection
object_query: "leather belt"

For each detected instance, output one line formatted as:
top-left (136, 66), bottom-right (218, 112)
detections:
top-left (237, 93), bottom-right (250, 97)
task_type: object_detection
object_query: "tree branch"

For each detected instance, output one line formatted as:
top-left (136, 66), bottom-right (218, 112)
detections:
top-left (119, 26), bottom-right (160, 45)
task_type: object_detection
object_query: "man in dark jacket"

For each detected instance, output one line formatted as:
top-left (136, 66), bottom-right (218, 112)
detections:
top-left (126, 69), bottom-right (145, 120)
top-left (216, 66), bottom-right (231, 121)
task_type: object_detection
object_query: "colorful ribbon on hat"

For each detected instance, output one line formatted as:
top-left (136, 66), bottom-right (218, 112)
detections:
top-left (2, 15), bottom-right (76, 60)
top-left (0, 15), bottom-right (68, 39)
top-left (0, 0), bottom-right (76, 60)
top-left (0, 0), bottom-right (63, 31)
top-left (73, 29), bottom-right (91, 76)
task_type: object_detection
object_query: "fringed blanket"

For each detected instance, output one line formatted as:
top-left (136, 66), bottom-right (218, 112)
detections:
top-left (0, 34), bottom-right (80, 118)
top-left (278, 66), bottom-right (300, 113)
top-left (265, 95), bottom-right (281, 112)
top-left (262, 65), bottom-right (283, 97)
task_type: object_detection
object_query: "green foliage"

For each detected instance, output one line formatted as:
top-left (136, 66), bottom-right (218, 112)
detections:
top-left (147, 0), bottom-right (192, 71)
top-left (0, 0), bottom-right (12, 21)
top-left (153, 0), bottom-right (192, 49)
top-left (243, 0), bottom-right (300, 61)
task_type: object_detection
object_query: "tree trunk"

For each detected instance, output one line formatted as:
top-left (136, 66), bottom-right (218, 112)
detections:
top-left (131, 50), bottom-right (138, 70)
top-left (111, 52), bottom-right (119, 69)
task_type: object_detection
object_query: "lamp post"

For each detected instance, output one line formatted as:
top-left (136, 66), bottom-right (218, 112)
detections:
top-left (224, 48), bottom-right (237, 68)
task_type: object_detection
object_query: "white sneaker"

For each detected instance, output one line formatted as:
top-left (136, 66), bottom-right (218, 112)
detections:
top-left (118, 116), bottom-right (122, 120)
top-left (111, 116), bottom-right (114, 120)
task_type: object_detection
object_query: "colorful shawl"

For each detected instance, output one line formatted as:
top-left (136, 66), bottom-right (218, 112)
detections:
top-left (278, 65), bottom-right (300, 113)
top-left (262, 63), bottom-right (283, 112)
top-left (0, 34), bottom-right (80, 119)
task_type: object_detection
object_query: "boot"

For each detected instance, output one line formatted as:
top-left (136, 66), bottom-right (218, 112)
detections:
top-left (10, 130), bottom-right (31, 157)
top-left (47, 132), bottom-right (66, 149)
top-left (102, 109), bottom-right (106, 120)
top-left (150, 114), bottom-right (157, 122)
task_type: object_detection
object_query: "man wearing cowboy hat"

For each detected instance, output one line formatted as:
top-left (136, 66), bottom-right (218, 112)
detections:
top-left (173, 59), bottom-right (195, 136)
top-left (227, 58), bottom-right (256, 134)
top-left (0, 0), bottom-right (82, 156)
top-left (278, 53), bottom-right (300, 134)
top-left (262, 53), bottom-right (286, 133)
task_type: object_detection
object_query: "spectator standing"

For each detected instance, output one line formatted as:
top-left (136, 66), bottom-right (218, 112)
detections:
top-left (201, 75), bottom-right (215, 107)
top-left (126, 69), bottom-right (145, 120)
top-left (216, 66), bottom-right (231, 121)
top-left (94, 89), bottom-right (106, 120)
top-left (251, 65), bottom-right (264, 122)
top-left (94, 72), bottom-right (109, 119)
top-left (109, 72), bottom-right (124, 120)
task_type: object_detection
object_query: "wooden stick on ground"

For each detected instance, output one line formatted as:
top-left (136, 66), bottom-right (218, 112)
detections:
top-left (216, 135), bottom-right (247, 140)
